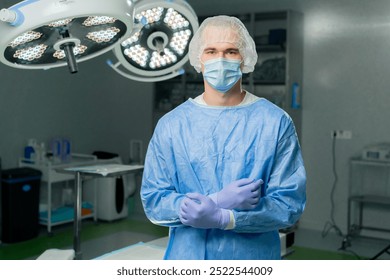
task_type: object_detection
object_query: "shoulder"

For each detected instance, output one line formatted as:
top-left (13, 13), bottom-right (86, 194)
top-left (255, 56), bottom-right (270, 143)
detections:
top-left (158, 100), bottom-right (194, 122)
top-left (250, 98), bottom-right (291, 122)
top-left (154, 101), bottom-right (194, 132)
top-left (247, 98), bottom-right (296, 140)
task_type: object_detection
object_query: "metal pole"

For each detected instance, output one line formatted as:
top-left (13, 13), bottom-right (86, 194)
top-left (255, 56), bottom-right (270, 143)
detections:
top-left (74, 172), bottom-right (82, 259)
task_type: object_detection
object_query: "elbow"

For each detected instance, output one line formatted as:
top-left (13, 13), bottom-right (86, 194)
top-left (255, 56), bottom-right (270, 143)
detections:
top-left (284, 201), bottom-right (306, 227)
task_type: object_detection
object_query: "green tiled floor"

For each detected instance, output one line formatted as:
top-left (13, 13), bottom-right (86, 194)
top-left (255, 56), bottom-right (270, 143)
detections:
top-left (0, 218), bottom-right (168, 260)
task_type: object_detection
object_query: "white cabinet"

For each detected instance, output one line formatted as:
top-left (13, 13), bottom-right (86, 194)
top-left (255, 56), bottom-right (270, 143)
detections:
top-left (19, 153), bottom-right (98, 234)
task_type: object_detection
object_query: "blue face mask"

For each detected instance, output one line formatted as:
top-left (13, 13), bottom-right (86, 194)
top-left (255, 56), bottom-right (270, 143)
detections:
top-left (203, 58), bottom-right (242, 93)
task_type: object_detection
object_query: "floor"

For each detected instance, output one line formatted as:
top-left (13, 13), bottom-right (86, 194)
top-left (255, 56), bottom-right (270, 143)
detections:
top-left (83, 225), bottom-right (390, 260)
top-left (293, 227), bottom-right (390, 260)
top-left (1, 215), bottom-right (390, 260)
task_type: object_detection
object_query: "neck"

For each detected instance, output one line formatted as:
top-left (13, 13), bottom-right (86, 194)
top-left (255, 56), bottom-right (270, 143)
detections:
top-left (203, 81), bottom-right (245, 106)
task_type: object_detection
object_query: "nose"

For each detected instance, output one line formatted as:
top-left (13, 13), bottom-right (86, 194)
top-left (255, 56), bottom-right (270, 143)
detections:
top-left (218, 51), bottom-right (226, 58)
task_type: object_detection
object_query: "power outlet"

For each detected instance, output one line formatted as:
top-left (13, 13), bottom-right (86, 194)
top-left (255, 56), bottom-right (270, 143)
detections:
top-left (331, 130), bottom-right (352, 139)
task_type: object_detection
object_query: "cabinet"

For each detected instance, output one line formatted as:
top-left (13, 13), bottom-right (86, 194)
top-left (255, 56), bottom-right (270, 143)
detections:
top-left (153, 10), bottom-right (303, 138)
top-left (19, 153), bottom-right (98, 234)
top-left (347, 158), bottom-right (390, 240)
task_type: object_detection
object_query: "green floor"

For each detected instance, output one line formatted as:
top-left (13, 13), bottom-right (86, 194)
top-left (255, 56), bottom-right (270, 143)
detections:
top-left (286, 246), bottom-right (364, 260)
top-left (0, 219), bottom-right (363, 260)
top-left (0, 219), bottom-right (168, 260)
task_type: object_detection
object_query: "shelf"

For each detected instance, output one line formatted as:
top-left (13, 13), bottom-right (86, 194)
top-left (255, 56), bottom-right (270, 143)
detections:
top-left (39, 205), bottom-right (94, 225)
top-left (348, 158), bottom-right (390, 240)
top-left (184, 79), bottom-right (203, 84)
top-left (18, 154), bottom-right (98, 234)
top-left (349, 195), bottom-right (390, 206)
top-left (40, 213), bottom-right (95, 227)
top-left (254, 80), bottom-right (285, 85)
top-left (255, 11), bottom-right (287, 21)
top-left (350, 158), bottom-right (390, 167)
top-left (256, 44), bottom-right (286, 52)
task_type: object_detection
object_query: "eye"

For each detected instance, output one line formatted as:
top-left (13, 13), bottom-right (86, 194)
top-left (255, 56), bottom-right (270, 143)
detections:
top-left (204, 49), bottom-right (216, 55)
top-left (226, 50), bottom-right (240, 56)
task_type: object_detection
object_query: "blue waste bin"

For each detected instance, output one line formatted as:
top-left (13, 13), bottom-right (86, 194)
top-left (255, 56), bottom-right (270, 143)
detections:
top-left (1, 167), bottom-right (41, 243)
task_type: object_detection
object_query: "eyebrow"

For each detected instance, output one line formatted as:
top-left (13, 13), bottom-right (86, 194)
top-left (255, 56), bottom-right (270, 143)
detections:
top-left (203, 47), bottom-right (239, 52)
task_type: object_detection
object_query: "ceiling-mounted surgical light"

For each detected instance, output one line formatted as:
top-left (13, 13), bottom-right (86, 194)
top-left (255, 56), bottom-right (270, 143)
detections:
top-left (107, 0), bottom-right (198, 82)
top-left (0, 0), bottom-right (134, 74)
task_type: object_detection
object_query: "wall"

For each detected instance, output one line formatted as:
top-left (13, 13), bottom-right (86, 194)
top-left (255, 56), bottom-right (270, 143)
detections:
top-left (188, 0), bottom-right (390, 234)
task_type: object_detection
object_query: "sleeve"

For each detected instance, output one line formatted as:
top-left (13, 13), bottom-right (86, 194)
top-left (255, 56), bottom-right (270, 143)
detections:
top-left (231, 115), bottom-right (307, 233)
top-left (140, 119), bottom-right (186, 227)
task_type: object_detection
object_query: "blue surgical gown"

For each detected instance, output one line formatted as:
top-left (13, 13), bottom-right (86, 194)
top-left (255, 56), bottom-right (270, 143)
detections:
top-left (141, 97), bottom-right (306, 260)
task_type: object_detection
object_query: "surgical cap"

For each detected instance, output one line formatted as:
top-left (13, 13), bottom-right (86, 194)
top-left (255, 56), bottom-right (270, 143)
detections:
top-left (188, 15), bottom-right (258, 73)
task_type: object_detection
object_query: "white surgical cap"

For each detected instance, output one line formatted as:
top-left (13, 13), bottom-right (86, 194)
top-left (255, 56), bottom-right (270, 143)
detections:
top-left (188, 15), bottom-right (258, 73)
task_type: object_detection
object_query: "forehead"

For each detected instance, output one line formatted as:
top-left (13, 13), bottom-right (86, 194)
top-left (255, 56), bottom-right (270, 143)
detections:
top-left (201, 25), bottom-right (239, 47)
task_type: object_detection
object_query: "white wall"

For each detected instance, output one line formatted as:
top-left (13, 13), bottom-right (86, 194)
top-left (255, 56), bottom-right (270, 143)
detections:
top-left (189, 0), bottom-right (390, 234)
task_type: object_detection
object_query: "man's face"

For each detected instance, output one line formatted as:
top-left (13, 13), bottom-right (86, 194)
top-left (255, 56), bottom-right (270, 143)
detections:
top-left (199, 26), bottom-right (243, 72)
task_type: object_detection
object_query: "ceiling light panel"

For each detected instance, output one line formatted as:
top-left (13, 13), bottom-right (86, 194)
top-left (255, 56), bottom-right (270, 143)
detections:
top-left (122, 6), bottom-right (193, 71)
top-left (111, 0), bottom-right (198, 80)
top-left (0, 0), bottom-right (134, 71)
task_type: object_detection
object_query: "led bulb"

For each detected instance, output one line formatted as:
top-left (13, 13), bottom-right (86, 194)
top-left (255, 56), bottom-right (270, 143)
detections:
top-left (170, 30), bottom-right (191, 55)
top-left (135, 7), bottom-right (163, 25)
top-left (164, 8), bottom-right (189, 30)
top-left (149, 48), bottom-right (177, 69)
top-left (47, 18), bottom-right (74, 28)
top-left (124, 44), bottom-right (149, 67)
top-left (9, 31), bottom-right (43, 48)
top-left (13, 44), bottom-right (48, 61)
top-left (53, 45), bottom-right (88, 60)
top-left (86, 27), bottom-right (121, 43)
top-left (121, 32), bottom-right (140, 47)
top-left (83, 16), bottom-right (116, 26)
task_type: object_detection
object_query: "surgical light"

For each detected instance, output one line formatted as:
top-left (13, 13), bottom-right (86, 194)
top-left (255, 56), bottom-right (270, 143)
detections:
top-left (107, 0), bottom-right (199, 82)
top-left (0, 0), bottom-right (134, 74)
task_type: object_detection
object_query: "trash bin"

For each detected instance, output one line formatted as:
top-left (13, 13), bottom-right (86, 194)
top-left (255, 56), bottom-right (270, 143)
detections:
top-left (1, 167), bottom-right (41, 243)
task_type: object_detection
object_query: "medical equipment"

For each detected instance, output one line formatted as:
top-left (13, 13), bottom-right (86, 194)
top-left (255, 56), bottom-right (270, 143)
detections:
top-left (0, 0), bottom-right (198, 81)
top-left (0, 0), bottom-right (134, 73)
top-left (361, 143), bottom-right (390, 162)
top-left (83, 152), bottom-right (139, 222)
top-left (18, 153), bottom-right (99, 234)
top-left (57, 163), bottom-right (143, 259)
top-left (107, 0), bottom-right (199, 82)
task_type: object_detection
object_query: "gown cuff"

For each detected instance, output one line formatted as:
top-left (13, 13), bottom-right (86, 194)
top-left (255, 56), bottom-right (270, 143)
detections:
top-left (224, 210), bottom-right (235, 230)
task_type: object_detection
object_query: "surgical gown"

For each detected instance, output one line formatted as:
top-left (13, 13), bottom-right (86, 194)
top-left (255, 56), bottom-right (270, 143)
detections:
top-left (141, 97), bottom-right (306, 260)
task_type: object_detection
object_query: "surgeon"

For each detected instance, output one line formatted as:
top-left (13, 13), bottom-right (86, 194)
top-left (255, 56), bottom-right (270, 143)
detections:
top-left (141, 15), bottom-right (306, 260)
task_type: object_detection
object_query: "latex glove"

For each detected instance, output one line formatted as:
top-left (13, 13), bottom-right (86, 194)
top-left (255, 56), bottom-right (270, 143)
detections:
top-left (179, 192), bottom-right (230, 229)
top-left (209, 178), bottom-right (263, 210)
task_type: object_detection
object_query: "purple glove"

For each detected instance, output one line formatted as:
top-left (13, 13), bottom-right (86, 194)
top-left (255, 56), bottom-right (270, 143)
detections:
top-left (209, 178), bottom-right (263, 210)
top-left (179, 193), bottom-right (230, 229)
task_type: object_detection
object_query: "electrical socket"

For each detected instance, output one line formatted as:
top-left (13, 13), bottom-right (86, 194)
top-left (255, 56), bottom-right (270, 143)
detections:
top-left (331, 130), bottom-right (352, 139)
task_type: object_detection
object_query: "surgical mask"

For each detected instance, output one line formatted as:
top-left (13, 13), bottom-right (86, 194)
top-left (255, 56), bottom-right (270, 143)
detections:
top-left (202, 58), bottom-right (242, 93)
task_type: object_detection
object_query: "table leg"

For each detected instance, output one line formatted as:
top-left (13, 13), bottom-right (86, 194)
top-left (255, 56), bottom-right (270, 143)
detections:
top-left (74, 171), bottom-right (82, 259)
